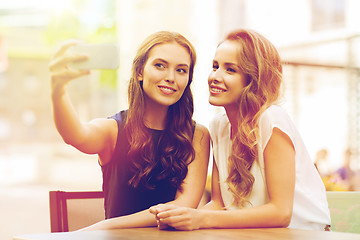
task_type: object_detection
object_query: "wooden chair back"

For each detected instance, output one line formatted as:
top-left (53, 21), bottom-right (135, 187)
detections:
top-left (49, 190), bottom-right (105, 232)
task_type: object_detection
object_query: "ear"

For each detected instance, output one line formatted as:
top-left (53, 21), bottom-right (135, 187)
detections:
top-left (137, 70), bottom-right (143, 81)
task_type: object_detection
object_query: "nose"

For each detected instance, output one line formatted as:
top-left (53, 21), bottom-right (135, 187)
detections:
top-left (165, 69), bottom-right (175, 83)
top-left (208, 68), bottom-right (222, 84)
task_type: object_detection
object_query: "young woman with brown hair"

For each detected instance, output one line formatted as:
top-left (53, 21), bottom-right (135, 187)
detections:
top-left (49, 31), bottom-right (210, 229)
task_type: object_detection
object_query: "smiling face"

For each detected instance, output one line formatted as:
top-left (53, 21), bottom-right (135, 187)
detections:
top-left (139, 42), bottom-right (191, 109)
top-left (208, 40), bottom-right (248, 111)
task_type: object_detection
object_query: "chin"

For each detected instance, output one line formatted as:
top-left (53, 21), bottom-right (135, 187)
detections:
top-left (208, 99), bottom-right (224, 107)
top-left (155, 96), bottom-right (180, 106)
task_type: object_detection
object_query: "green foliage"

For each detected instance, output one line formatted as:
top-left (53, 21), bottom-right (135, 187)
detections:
top-left (43, 0), bottom-right (118, 89)
top-left (100, 69), bottom-right (117, 89)
top-left (86, 22), bottom-right (117, 44)
top-left (43, 11), bottom-right (82, 45)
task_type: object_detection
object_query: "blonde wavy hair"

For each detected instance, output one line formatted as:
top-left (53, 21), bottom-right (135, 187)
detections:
top-left (223, 29), bottom-right (282, 206)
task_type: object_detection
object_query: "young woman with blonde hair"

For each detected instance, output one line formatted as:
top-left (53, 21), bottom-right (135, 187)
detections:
top-left (49, 31), bottom-right (210, 230)
top-left (150, 29), bottom-right (331, 231)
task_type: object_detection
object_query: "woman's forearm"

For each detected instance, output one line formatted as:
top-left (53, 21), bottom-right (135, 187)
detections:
top-left (82, 209), bottom-right (157, 231)
top-left (200, 203), bottom-right (291, 229)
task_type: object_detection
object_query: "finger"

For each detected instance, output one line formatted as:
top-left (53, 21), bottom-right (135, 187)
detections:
top-left (149, 204), bottom-right (171, 215)
top-left (157, 208), bottom-right (185, 219)
top-left (158, 213), bottom-right (187, 226)
top-left (149, 206), bottom-right (158, 215)
top-left (161, 217), bottom-right (194, 231)
top-left (153, 204), bottom-right (177, 213)
top-left (52, 40), bottom-right (83, 59)
top-left (157, 221), bottom-right (169, 230)
top-left (51, 69), bottom-right (90, 83)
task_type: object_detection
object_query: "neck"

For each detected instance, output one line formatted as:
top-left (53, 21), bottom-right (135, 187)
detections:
top-left (225, 105), bottom-right (239, 139)
top-left (143, 97), bottom-right (168, 130)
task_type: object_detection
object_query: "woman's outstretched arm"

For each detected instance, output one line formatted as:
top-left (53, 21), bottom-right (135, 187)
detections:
top-left (49, 41), bottom-right (116, 162)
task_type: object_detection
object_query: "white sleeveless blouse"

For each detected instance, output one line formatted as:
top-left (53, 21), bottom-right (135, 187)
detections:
top-left (209, 105), bottom-right (331, 230)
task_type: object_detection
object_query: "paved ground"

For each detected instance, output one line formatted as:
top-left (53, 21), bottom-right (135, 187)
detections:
top-left (0, 184), bottom-right (52, 240)
top-left (0, 143), bottom-right (102, 240)
top-left (1, 182), bottom-right (102, 240)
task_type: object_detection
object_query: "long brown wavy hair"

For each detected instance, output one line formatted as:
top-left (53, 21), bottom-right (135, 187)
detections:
top-left (124, 31), bottom-right (196, 190)
top-left (223, 29), bottom-right (282, 206)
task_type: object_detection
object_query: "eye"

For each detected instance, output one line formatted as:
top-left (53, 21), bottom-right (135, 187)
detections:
top-left (212, 63), bottom-right (219, 70)
top-left (177, 68), bottom-right (188, 74)
top-left (227, 67), bottom-right (236, 73)
top-left (155, 63), bottom-right (165, 69)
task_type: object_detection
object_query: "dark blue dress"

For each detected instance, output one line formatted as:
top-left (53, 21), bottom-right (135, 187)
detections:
top-left (101, 110), bottom-right (179, 219)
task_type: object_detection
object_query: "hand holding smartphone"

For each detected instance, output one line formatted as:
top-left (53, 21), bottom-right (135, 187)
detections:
top-left (68, 43), bottom-right (120, 70)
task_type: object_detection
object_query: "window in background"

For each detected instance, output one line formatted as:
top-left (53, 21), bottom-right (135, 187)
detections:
top-left (311, 0), bottom-right (345, 32)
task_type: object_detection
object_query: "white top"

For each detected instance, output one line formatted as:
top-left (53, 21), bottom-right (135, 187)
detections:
top-left (209, 105), bottom-right (331, 230)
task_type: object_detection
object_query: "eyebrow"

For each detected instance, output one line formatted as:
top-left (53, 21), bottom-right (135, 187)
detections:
top-left (213, 60), bottom-right (239, 68)
top-left (153, 58), bottom-right (189, 69)
top-left (224, 62), bottom-right (239, 68)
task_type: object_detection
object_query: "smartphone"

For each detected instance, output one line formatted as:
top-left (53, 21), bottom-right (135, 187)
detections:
top-left (68, 43), bottom-right (120, 70)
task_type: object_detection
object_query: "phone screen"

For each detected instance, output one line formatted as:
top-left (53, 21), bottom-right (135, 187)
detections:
top-left (68, 44), bottom-right (120, 70)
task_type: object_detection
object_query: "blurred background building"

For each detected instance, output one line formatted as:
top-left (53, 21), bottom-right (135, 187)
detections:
top-left (0, 0), bottom-right (359, 239)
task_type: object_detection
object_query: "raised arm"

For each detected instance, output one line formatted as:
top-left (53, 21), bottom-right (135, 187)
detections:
top-left (49, 41), bottom-right (116, 162)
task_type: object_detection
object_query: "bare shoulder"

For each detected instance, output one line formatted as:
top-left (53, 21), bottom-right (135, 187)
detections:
top-left (193, 123), bottom-right (210, 146)
top-left (89, 117), bottom-right (117, 129)
top-left (90, 118), bottom-right (118, 165)
top-left (88, 117), bottom-right (118, 142)
top-left (194, 123), bottom-right (209, 134)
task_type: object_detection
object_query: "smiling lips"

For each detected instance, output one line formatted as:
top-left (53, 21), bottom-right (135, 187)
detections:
top-left (158, 85), bottom-right (176, 94)
top-left (209, 85), bottom-right (226, 94)
top-left (159, 85), bottom-right (226, 95)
